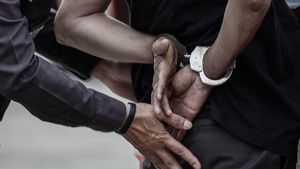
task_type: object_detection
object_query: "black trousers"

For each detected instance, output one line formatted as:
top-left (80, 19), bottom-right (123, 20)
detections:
top-left (143, 119), bottom-right (296, 169)
top-left (179, 119), bottom-right (296, 169)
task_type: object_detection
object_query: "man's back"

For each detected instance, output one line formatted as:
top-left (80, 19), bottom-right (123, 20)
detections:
top-left (130, 0), bottom-right (300, 161)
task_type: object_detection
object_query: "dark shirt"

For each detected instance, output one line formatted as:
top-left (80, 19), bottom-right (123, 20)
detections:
top-left (129, 0), bottom-right (300, 161)
top-left (0, 0), bottom-right (126, 132)
top-left (0, 96), bottom-right (10, 121)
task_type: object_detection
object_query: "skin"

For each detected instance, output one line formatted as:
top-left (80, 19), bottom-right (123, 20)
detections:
top-left (55, 0), bottom-right (155, 63)
top-left (105, 0), bottom-right (129, 24)
top-left (54, 1), bottom-right (200, 168)
top-left (152, 0), bottom-right (272, 140)
top-left (53, 0), bottom-right (134, 100)
top-left (54, 0), bottom-right (193, 127)
top-left (114, 0), bottom-right (272, 162)
top-left (91, 61), bottom-right (135, 101)
top-left (124, 103), bottom-right (200, 169)
top-left (202, 0), bottom-right (272, 79)
top-left (149, 40), bottom-right (212, 141)
top-left (91, 0), bottom-right (135, 100)
top-left (54, 0), bottom-right (271, 168)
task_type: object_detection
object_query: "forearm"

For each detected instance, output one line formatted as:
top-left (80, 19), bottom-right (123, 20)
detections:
top-left (55, 0), bottom-right (155, 63)
top-left (203, 0), bottom-right (271, 79)
top-left (34, 14), bottom-right (99, 80)
top-left (106, 0), bottom-right (130, 24)
top-left (0, 1), bottom-right (126, 132)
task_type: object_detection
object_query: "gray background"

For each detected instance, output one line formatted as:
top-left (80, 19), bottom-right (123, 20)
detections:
top-left (0, 70), bottom-right (299, 169)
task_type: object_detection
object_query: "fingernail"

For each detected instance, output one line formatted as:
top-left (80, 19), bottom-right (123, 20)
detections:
top-left (184, 121), bottom-right (192, 130)
top-left (161, 38), bottom-right (169, 43)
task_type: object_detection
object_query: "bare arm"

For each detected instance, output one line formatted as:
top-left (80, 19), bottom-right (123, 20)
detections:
top-left (152, 0), bottom-right (272, 140)
top-left (106, 0), bottom-right (129, 24)
top-left (55, 0), bottom-right (195, 131)
top-left (203, 0), bottom-right (272, 79)
top-left (54, 0), bottom-right (154, 63)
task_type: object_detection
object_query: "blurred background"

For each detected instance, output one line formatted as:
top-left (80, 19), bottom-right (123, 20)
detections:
top-left (0, 65), bottom-right (299, 169)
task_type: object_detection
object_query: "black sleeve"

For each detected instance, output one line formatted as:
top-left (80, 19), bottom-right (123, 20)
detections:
top-left (0, 0), bottom-right (126, 132)
top-left (0, 95), bottom-right (10, 121)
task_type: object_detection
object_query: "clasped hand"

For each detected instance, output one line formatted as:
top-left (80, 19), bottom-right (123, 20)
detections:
top-left (124, 35), bottom-right (212, 169)
top-left (151, 35), bottom-right (212, 141)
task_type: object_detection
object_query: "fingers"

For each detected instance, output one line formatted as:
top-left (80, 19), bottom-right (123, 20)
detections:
top-left (170, 128), bottom-right (179, 140)
top-left (126, 103), bottom-right (196, 169)
top-left (162, 112), bottom-right (192, 130)
top-left (156, 66), bottom-right (168, 100)
top-left (152, 90), bottom-right (172, 120)
top-left (152, 66), bottom-right (170, 115)
top-left (152, 91), bottom-right (162, 117)
top-left (152, 54), bottom-right (168, 115)
top-left (162, 92), bottom-right (173, 116)
top-left (151, 150), bottom-right (182, 169)
top-left (152, 38), bottom-right (174, 115)
top-left (154, 41), bottom-right (177, 100)
top-left (153, 93), bottom-right (192, 130)
top-left (164, 137), bottom-right (201, 169)
top-left (176, 130), bottom-right (187, 141)
top-left (168, 127), bottom-right (186, 141)
top-left (152, 38), bottom-right (171, 56)
top-left (166, 126), bottom-right (179, 141)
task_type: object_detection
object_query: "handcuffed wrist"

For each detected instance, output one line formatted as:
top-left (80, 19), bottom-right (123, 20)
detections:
top-left (185, 46), bottom-right (236, 86)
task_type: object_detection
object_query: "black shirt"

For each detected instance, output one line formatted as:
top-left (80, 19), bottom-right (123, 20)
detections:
top-left (129, 0), bottom-right (300, 161)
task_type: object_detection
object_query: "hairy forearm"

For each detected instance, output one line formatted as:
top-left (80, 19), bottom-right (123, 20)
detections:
top-left (203, 0), bottom-right (271, 79)
top-left (55, 0), bottom-right (154, 63)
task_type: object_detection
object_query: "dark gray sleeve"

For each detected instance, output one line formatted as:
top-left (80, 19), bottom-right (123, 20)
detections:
top-left (0, 0), bottom-right (126, 132)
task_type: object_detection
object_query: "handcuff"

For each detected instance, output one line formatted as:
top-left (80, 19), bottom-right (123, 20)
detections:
top-left (180, 46), bottom-right (236, 86)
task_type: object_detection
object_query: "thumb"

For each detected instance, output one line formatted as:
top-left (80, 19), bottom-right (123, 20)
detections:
top-left (162, 113), bottom-right (193, 130)
top-left (152, 38), bottom-right (171, 57)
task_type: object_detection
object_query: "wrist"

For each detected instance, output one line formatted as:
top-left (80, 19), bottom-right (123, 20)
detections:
top-left (202, 47), bottom-right (225, 79)
top-left (187, 65), bottom-right (214, 91)
top-left (202, 45), bottom-right (237, 80)
top-left (116, 102), bottom-right (136, 134)
top-left (202, 48), bottom-right (224, 79)
top-left (187, 46), bottom-right (235, 86)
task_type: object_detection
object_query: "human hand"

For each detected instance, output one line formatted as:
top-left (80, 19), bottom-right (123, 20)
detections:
top-left (151, 34), bottom-right (189, 129)
top-left (167, 66), bottom-right (212, 141)
top-left (123, 103), bottom-right (201, 169)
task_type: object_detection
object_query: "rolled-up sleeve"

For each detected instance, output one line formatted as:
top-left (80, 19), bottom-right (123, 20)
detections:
top-left (0, 0), bottom-right (126, 132)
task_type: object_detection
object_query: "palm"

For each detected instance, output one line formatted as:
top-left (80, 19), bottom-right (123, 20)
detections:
top-left (151, 35), bottom-right (187, 117)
